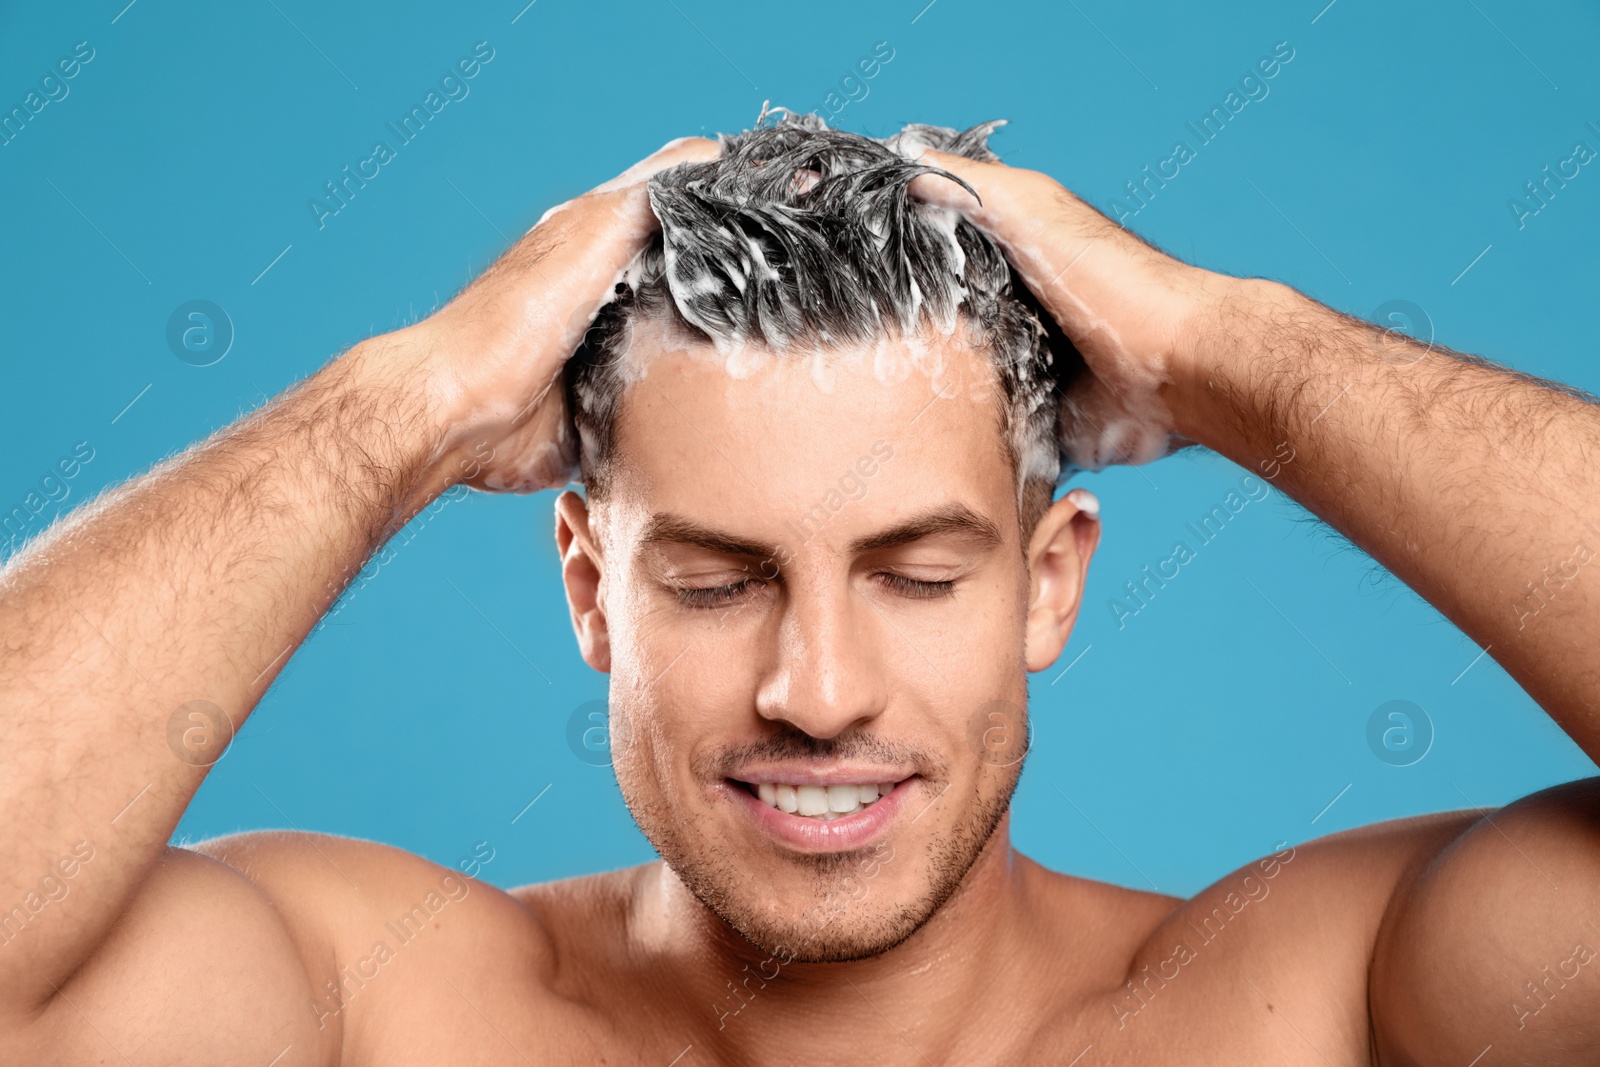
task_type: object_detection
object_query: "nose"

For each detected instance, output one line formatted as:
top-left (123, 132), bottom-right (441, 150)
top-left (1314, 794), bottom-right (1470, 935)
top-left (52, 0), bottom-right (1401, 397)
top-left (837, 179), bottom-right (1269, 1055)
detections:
top-left (754, 572), bottom-right (889, 740)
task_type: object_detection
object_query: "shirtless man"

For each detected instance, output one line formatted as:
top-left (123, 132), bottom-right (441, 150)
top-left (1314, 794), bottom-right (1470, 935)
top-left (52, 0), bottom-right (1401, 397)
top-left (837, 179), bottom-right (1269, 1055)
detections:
top-left (3, 114), bottom-right (1598, 1066)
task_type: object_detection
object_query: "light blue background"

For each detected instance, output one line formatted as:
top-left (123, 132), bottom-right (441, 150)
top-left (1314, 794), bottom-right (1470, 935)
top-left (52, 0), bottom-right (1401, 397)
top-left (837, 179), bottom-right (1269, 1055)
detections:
top-left (2, 0), bottom-right (1595, 897)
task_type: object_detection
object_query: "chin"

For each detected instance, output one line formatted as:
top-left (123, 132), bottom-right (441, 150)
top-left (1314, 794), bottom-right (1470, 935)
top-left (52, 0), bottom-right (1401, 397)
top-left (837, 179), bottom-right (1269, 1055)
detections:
top-left (625, 769), bottom-right (1022, 964)
top-left (699, 859), bottom-right (941, 964)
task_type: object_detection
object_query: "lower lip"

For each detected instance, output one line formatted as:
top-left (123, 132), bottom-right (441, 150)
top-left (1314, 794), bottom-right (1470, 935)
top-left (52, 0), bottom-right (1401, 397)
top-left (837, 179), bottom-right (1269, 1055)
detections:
top-left (722, 780), bottom-right (914, 853)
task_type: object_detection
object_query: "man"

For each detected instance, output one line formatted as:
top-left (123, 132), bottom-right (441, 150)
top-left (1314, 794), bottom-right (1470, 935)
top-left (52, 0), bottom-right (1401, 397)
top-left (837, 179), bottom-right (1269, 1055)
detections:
top-left (1, 113), bottom-right (1597, 1065)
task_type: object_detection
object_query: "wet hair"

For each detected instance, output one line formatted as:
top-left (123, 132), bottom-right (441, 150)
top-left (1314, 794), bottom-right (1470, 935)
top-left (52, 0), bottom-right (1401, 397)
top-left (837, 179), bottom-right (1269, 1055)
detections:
top-left (565, 111), bottom-right (1084, 536)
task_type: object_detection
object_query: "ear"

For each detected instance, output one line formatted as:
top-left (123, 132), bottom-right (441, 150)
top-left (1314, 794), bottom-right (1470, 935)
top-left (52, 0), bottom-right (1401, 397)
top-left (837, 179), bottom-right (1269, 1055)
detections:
top-left (554, 490), bottom-right (611, 673)
top-left (1024, 488), bottom-right (1101, 673)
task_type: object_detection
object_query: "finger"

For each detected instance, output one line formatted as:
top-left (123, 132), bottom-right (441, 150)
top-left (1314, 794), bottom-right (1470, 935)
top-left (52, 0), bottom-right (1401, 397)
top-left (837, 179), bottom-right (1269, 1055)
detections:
top-left (1057, 375), bottom-right (1180, 472)
top-left (591, 135), bottom-right (720, 194)
top-left (906, 147), bottom-right (990, 212)
top-left (904, 148), bottom-right (1055, 257)
top-left (537, 136), bottom-right (718, 233)
top-left (463, 391), bottom-right (579, 494)
top-left (908, 148), bottom-right (1097, 249)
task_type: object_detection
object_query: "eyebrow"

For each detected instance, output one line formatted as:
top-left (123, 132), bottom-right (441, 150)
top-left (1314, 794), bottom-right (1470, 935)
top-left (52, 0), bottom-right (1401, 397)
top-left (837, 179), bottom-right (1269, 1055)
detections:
top-left (848, 506), bottom-right (1004, 554)
top-left (637, 504), bottom-right (1004, 560)
top-left (638, 514), bottom-right (774, 559)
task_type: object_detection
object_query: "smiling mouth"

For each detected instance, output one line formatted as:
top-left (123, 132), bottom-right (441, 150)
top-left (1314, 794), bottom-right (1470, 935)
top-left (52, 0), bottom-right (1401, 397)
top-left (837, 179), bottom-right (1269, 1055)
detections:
top-left (733, 780), bottom-right (904, 820)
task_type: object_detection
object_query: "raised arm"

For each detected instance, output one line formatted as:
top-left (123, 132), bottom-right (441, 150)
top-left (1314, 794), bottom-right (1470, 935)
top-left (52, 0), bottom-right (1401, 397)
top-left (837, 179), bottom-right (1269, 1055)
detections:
top-left (0, 138), bottom-right (715, 1063)
top-left (915, 148), bottom-right (1600, 1066)
top-left (1176, 290), bottom-right (1600, 748)
top-left (916, 147), bottom-right (1600, 752)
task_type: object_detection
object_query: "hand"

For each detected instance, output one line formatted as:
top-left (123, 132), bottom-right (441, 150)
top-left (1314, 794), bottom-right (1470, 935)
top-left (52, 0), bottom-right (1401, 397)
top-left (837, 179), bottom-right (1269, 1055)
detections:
top-left (353, 136), bottom-right (721, 494)
top-left (909, 148), bottom-right (1239, 472)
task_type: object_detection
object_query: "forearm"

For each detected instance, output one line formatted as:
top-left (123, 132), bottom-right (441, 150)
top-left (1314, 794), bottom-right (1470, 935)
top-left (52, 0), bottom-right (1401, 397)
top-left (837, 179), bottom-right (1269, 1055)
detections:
top-left (1171, 279), bottom-right (1600, 746)
top-left (0, 328), bottom-right (452, 1005)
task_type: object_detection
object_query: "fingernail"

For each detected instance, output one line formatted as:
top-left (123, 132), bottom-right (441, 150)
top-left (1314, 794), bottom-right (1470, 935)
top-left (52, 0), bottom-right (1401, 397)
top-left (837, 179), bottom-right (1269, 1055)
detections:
top-left (1067, 488), bottom-right (1100, 519)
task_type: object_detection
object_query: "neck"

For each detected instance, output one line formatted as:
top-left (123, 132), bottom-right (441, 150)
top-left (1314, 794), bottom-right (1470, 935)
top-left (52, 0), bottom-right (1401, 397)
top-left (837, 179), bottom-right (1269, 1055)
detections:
top-left (631, 815), bottom-right (1043, 1061)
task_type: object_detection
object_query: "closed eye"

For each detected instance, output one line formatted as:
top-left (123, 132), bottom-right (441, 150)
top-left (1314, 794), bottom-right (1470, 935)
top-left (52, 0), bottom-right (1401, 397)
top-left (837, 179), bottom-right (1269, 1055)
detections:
top-left (677, 578), bottom-right (765, 610)
top-left (677, 572), bottom-right (956, 610)
top-left (876, 573), bottom-right (956, 599)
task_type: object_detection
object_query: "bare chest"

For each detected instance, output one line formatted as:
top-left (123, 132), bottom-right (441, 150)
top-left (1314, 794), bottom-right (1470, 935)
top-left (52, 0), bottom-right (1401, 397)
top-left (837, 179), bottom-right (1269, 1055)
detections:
top-left (348, 946), bottom-right (1374, 1067)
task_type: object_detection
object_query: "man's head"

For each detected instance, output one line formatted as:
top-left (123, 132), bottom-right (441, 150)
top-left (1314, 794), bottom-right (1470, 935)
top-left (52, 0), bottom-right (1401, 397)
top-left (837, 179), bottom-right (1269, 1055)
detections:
top-left (569, 112), bottom-right (1085, 534)
top-left (554, 113), bottom-right (1099, 962)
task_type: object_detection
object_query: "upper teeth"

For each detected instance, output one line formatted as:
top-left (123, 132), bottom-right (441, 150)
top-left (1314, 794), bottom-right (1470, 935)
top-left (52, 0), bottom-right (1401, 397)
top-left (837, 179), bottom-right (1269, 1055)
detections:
top-left (755, 782), bottom-right (895, 819)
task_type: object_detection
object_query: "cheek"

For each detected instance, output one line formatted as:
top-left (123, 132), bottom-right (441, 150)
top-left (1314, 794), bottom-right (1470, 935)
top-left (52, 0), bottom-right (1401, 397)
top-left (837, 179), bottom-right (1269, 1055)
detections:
top-left (937, 602), bottom-right (1032, 739)
top-left (609, 575), bottom-right (763, 692)
top-left (607, 640), bottom-right (730, 788)
top-left (607, 704), bottom-right (655, 791)
top-left (601, 575), bottom-right (687, 672)
top-left (907, 581), bottom-right (1030, 671)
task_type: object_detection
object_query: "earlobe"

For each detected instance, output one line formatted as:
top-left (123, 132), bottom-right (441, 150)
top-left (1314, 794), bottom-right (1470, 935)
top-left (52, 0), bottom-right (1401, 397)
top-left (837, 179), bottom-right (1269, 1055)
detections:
top-left (554, 491), bottom-right (611, 673)
top-left (1024, 489), bottom-right (1101, 673)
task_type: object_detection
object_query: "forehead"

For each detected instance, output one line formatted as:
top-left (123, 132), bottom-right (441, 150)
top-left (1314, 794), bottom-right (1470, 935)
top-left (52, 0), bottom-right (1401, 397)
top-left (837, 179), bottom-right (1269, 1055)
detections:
top-left (602, 322), bottom-right (1019, 540)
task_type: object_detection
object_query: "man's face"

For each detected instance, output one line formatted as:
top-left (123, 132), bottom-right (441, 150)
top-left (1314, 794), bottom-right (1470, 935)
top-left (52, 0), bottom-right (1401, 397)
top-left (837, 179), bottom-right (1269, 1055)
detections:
top-left (566, 326), bottom-right (1068, 962)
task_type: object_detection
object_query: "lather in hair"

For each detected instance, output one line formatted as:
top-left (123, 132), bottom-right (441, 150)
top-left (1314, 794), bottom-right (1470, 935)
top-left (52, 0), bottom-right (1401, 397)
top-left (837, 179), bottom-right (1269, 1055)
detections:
top-left (566, 110), bottom-right (1085, 528)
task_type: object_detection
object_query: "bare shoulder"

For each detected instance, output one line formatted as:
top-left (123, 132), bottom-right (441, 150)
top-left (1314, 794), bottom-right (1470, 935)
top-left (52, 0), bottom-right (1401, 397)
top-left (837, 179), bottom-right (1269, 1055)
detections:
top-left (195, 828), bottom-right (553, 966)
top-left (1138, 807), bottom-right (1484, 966)
top-left (505, 862), bottom-right (645, 924)
top-left (195, 834), bottom-right (674, 1062)
top-left (1066, 791), bottom-right (1600, 1065)
top-left (1067, 809), bottom-right (1484, 1060)
top-left (10, 829), bottom-right (528, 1067)
top-left (1370, 776), bottom-right (1600, 1066)
top-left (504, 863), bottom-right (656, 985)
top-left (190, 830), bottom-right (566, 1058)
top-left (192, 827), bottom-right (540, 939)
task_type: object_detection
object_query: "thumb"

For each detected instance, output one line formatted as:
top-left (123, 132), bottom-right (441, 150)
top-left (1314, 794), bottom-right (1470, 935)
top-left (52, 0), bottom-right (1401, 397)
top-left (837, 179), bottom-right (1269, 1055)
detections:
top-left (1057, 372), bottom-right (1191, 472)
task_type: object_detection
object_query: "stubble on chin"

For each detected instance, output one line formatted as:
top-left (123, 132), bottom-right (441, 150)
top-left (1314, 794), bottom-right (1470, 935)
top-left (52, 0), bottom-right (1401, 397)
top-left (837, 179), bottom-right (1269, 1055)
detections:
top-left (623, 764), bottom-right (1023, 964)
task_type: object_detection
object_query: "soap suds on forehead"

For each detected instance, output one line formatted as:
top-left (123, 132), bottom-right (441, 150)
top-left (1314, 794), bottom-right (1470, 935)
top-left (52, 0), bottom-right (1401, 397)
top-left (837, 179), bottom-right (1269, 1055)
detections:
top-left (598, 314), bottom-right (972, 402)
top-left (566, 109), bottom-right (1105, 504)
